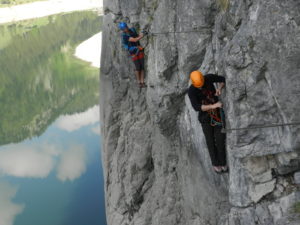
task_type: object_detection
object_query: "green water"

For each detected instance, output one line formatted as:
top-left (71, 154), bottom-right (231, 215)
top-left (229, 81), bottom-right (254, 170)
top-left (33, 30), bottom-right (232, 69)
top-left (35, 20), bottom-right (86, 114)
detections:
top-left (0, 11), bottom-right (102, 145)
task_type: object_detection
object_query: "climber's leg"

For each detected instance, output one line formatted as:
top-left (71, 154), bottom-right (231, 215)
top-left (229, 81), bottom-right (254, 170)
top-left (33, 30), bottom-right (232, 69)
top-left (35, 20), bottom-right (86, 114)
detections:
top-left (131, 52), bottom-right (146, 88)
top-left (214, 125), bottom-right (227, 167)
top-left (140, 70), bottom-right (147, 87)
top-left (134, 70), bottom-right (141, 85)
top-left (138, 52), bottom-right (146, 87)
top-left (140, 58), bottom-right (144, 82)
top-left (202, 123), bottom-right (220, 167)
top-left (140, 69), bottom-right (144, 83)
top-left (133, 58), bottom-right (143, 86)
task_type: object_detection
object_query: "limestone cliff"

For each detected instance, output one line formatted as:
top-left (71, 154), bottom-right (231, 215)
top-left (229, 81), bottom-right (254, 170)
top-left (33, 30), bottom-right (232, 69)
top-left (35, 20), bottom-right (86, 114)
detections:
top-left (100, 0), bottom-right (300, 224)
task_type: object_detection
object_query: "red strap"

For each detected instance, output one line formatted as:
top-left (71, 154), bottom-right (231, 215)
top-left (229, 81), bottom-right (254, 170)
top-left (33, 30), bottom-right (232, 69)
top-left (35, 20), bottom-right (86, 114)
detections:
top-left (131, 51), bottom-right (144, 61)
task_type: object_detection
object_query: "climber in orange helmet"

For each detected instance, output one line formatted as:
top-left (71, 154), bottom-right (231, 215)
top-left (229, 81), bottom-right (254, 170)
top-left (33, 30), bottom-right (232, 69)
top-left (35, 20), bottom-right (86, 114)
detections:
top-left (188, 70), bottom-right (228, 174)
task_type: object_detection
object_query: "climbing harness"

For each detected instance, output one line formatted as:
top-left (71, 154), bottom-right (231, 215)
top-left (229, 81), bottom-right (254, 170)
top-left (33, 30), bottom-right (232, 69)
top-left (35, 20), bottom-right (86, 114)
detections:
top-left (209, 108), bottom-right (225, 127)
top-left (200, 88), bottom-right (226, 128)
top-left (209, 107), bottom-right (226, 134)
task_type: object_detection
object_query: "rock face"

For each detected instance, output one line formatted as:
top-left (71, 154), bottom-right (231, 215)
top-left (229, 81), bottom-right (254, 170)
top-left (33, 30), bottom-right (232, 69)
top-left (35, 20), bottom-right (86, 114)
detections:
top-left (100, 0), bottom-right (300, 224)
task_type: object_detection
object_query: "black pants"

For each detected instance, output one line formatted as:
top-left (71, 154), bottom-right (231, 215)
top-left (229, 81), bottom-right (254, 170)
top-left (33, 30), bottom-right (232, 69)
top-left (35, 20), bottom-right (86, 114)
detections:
top-left (201, 123), bottom-right (226, 166)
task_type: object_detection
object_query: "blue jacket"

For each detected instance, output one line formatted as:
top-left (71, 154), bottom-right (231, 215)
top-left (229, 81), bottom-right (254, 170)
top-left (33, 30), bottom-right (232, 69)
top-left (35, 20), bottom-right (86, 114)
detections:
top-left (121, 28), bottom-right (140, 54)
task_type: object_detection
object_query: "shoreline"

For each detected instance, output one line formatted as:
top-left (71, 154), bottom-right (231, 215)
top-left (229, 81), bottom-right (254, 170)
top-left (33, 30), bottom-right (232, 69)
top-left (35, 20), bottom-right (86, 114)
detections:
top-left (0, 0), bottom-right (103, 24)
top-left (74, 32), bottom-right (102, 68)
top-left (0, 0), bottom-right (103, 68)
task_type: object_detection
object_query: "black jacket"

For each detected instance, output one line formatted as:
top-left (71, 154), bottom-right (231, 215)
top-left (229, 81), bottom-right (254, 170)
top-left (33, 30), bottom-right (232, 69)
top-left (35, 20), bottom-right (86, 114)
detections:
top-left (188, 74), bottom-right (225, 123)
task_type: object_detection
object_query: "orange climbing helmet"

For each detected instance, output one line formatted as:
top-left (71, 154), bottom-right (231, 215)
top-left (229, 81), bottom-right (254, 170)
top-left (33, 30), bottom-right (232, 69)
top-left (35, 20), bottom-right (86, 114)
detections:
top-left (190, 70), bottom-right (204, 88)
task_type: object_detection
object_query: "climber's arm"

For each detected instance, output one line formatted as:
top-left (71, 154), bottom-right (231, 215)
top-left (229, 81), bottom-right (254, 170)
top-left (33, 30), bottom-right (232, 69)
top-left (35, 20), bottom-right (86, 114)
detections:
top-left (216, 82), bottom-right (225, 96)
top-left (205, 74), bottom-right (226, 96)
top-left (201, 102), bottom-right (222, 111)
top-left (129, 34), bottom-right (144, 42)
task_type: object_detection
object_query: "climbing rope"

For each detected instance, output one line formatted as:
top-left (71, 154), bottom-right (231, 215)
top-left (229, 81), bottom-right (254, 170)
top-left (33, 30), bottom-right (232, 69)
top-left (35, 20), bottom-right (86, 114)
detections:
top-left (126, 27), bottom-right (212, 52)
top-left (139, 28), bottom-right (300, 133)
top-left (145, 27), bottom-right (211, 36)
top-left (224, 121), bottom-right (300, 132)
top-left (139, 27), bottom-right (211, 49)
top-left (206, 104), bottom-right (300, 133)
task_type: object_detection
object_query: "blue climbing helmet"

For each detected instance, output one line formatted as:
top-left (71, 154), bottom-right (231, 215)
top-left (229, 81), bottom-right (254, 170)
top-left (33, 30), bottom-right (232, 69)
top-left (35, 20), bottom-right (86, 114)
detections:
top-left (118, 22), bottom-right (128, 30)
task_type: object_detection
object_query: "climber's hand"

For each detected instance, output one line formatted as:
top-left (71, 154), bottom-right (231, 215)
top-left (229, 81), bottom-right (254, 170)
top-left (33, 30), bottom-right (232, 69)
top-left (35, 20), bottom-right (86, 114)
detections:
top-left (213, 102), bottom-right (222, 109)
top-left (215, 88), bottom-right (222, 96)
top-left (142, 30), bottom-right (148, 35)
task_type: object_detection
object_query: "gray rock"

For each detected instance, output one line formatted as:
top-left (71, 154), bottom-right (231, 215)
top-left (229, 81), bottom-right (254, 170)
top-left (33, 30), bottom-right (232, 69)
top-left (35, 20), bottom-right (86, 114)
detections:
top-left (249, 179), bottom-right (276, 203)
top-left (253, 171), bottom-right (273, 183)
top-left (268, 192), bottom-right (300, 225)
top-left (294, 172), bottom-right (300, 185)
top-left (255, 204), bottom-right (273, 225)
top-left (101, 0), bottom-right (300, 224)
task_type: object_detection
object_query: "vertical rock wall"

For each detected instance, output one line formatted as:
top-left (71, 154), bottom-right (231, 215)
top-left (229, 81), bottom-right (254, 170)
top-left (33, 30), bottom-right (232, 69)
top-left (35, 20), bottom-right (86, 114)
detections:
top-left (100, 0), bottom-right (300, 224)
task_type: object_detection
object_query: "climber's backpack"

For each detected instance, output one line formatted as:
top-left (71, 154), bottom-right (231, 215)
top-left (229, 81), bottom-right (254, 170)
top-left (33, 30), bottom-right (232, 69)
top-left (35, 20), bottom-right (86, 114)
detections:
top-left (121, 28), bottom-right (139, 54)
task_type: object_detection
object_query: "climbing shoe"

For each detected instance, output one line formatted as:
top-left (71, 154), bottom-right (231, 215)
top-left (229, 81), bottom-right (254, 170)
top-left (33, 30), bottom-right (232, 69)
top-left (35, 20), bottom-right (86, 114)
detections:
top-left (221, 166), bottom-right (228, 173)
top-left (140, 83), bottom-right (147, 88)
top-left (213, 166), bottom-right (222, 174)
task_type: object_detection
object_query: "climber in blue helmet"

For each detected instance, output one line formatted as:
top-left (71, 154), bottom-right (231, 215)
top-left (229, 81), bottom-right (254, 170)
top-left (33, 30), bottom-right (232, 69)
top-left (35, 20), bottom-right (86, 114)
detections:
top-left (119, 22), bottom-right (147, 88)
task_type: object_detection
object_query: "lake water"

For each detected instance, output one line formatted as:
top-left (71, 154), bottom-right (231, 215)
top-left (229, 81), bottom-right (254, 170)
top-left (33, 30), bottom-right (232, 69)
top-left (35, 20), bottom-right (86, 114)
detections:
top-left (0, 10), bottom-right (106, 225)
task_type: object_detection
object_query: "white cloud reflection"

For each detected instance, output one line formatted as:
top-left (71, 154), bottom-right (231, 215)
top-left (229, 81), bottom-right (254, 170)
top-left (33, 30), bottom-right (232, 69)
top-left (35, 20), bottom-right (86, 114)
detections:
top-left (0, 143), bottom-right (87, 182)
top-left (55, 105), bottom-right (100, 132)
top-left (0, 105), bottom-right (100, 181)
top-left (0, 145), bottom-right (55, 178)
top-left (0, 182), bottom-right (25, 225)
top-left (56, 146), bottom-right (87, 182)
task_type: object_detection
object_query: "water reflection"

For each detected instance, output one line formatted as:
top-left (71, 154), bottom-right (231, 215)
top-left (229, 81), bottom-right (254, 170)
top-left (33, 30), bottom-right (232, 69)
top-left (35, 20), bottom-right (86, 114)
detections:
top-left (0, 106), bottom-right (104, 225)
top-left (56, 145), bottom-right (87, 182)
top-left (0, 143), bottom-right (56, 178)
top-left (0, 10), bottom-right (106, 225)
top-left (55, 105), bottom-right (100, 132)
top-left (0, 11), bottom-right (102, 145)
top-left (0, 139), bottom-right (88, 181)
top-left (0, 182), bottom-right (24, 225)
